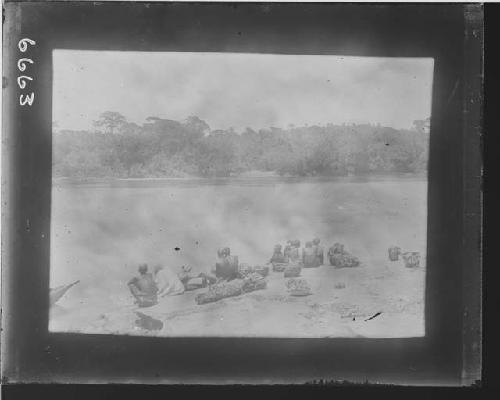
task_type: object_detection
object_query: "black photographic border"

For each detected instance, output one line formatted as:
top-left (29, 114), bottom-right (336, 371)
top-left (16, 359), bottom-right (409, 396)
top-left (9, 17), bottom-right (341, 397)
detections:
top-left (1, 1), bottom-right (483, 385)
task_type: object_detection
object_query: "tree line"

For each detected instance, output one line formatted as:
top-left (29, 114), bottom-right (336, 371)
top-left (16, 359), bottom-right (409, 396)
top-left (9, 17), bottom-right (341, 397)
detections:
top-left (53, 111), bottom-right (429, 179)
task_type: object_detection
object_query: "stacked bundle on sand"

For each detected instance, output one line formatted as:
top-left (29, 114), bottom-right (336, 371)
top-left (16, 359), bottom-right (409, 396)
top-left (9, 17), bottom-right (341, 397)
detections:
top-left (272, 262), bottom-right (288, 272)
top-left (195, 274), bottom-right (267, 305)
top-left (328, 243), bottom-right (360, 268)
top-left (286, 278), bottom-right (312, 296)
top-left (402, 252), bottom-right (420, 268)
top-left (238, 263), bottom-right (270, 278)
top-left (178, 268), bottom-right (217, 291)
top-left (254, 265), bottom-right (270, 277)
top-left (330, 253), bottom-right (360, 268)
top-left (196, 279), bottom-right (244, 305)
top-left (284, 264), bottom-right (301, 278)
top-left (388, 246), bottom-right (402, 261)
top-left (242, 273), bottom-right (267, 292)
top-left (329, 253), bottom-right (360, 268)
top-left (238, 263), bottom-right (252, 276)
top-left (330, 243), bottom-right (345, 255)
top-left (184, 276), bottom-right (206, 291)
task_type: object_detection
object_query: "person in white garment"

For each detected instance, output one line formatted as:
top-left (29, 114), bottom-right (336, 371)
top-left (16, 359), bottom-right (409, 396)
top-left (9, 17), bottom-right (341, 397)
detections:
top-left (153, 264), bottom-right (185, 297)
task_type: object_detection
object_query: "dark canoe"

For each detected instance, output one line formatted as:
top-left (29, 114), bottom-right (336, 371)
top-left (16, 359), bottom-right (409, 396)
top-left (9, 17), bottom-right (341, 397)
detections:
top-left (49, 280), bottom-right (80, 306)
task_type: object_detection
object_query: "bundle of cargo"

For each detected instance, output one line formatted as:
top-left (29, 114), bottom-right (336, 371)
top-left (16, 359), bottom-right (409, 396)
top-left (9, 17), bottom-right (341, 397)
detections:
top-left (253, 265), bottom-right (270, 277)
top-left (401, 252), bottom-right (420, 268)
top-left (177, 266), bottom-right (215, 291)
top-left (329, 253), bottom-right (360, 268)
top-left (286, 278), bottom-right (312, 296)
top-left (388, 246), bottom-right (402, 261)
top-left (184, 276), bottom-right (206, 291)
top-left (242, 272), bottom-right (267, 292)
top-left (328, 243), bottom-right (345, 256)
top-left (238, 263), bottom-right (270, 278)
top-left (288, 248), bottom-right (300, 263)
top-left (328, 243), bottom-right (360, 268)
top-left (238, 262), bottom-right (252, 276)
top-left (195, 279), bottom-right (245, 305)
top-left (303, 242), bottom-right (320, 268)
top-left (284, 264), bottom-right (301, 278)
top-left (195, 274), bottom-right (267, 305)
top-left (272, 262), bottom-right (288, 272)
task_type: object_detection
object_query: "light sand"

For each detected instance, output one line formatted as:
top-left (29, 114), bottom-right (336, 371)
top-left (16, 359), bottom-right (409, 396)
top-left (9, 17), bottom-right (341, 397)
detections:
top-left (50, 258), bottom-right (425, 338)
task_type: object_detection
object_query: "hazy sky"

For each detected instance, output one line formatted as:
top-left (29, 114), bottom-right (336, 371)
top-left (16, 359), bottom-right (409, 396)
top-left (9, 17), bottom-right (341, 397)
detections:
top-left (53, 50), bottom-right (434, 132)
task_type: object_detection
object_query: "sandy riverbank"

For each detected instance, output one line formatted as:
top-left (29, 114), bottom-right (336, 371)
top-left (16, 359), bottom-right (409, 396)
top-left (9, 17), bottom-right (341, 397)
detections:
top-left (50, 257), bottom-right (425, 338)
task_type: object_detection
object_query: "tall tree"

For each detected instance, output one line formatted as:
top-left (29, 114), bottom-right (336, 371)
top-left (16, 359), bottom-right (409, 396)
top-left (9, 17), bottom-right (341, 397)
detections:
top-left (93, 111), bottom-right (127, 134)
top-left (184, 115), bottom-right (210, 137)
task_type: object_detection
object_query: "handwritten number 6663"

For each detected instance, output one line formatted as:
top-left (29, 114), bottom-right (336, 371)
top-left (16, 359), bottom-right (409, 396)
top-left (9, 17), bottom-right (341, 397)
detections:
top-left (17, 38), bottom-right (36, 106)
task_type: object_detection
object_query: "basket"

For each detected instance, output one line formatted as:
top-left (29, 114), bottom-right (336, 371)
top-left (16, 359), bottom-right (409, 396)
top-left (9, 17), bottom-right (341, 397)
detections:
top-left (402, 252), bottom-right (420, 268)
top-left (388, 246), bottom-right (401, 261)
top-left (286, 278), bottom-right (312, 296)
top-left (329, 253), bottom-right (360, 268)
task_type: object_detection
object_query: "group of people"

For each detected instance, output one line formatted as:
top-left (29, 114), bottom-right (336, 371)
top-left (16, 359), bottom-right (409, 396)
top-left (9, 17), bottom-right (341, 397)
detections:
top-left (270, 238), bottom-right (325, 268)
top-left (127, 263), bottom-right (216, 308)
top-left (128, 238), bottom-right (329, 308)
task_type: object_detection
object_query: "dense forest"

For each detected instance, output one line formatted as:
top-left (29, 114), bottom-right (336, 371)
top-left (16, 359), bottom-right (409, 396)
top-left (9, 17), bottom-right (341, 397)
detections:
top-left (53, 112), bottom-right (430, 179)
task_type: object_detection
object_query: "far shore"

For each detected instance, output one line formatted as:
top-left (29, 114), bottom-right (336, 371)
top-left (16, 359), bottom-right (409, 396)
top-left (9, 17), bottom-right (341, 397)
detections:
top-left (52, 172), bottom-right (428, 186)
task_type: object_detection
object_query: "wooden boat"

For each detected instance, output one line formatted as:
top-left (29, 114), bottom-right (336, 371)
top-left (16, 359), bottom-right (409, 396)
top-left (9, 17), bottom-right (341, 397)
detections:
top-left (49, 280), bottom-right (80, 306)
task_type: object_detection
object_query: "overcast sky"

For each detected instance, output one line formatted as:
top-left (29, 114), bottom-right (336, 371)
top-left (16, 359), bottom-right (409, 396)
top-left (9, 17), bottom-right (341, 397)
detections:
top-left (53, 50), bottom-right (434, 132)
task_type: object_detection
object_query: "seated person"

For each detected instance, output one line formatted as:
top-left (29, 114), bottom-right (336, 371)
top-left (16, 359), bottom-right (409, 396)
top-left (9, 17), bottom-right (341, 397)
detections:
top-left (283, 241), bottom-right (292, 261)
top-left (128, 264), bottom-right (158, 307)
top-left (302, 241), bottom-right (319, 267)
top-left (153, 264), bottom-right (185, 297)
top-left (312, 237), bottom-right (324, 265)
top-left (215, 248), bottom-right (239, 281)
top-left (216, 247), bottom-right (231, 260)
top-left (289, 240), bottom-right (301, 263)
top-left (270, 244), bottom-right (287, 263)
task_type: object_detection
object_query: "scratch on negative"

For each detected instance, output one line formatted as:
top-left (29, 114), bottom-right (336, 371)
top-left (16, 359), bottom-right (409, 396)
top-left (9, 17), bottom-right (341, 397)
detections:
top-left (364, 312), bottom-right (382, 321)
top-left (447, 79), bottom-right (460, 104)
